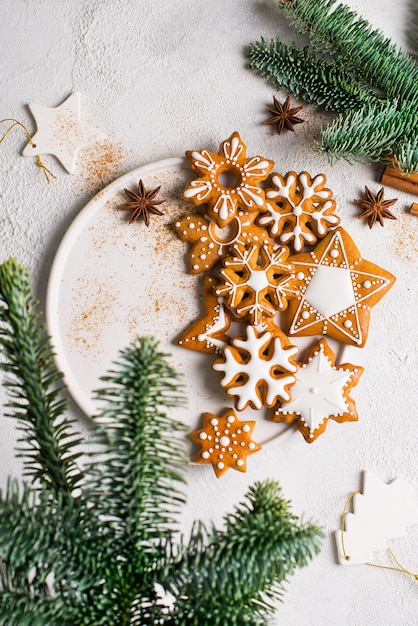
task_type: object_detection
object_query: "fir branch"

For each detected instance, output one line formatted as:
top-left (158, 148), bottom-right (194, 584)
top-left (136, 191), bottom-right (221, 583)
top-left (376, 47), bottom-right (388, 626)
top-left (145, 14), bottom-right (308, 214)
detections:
top-left (248, 39), bottom-right (376, 112)
top-left (406, 0), bottom-right (418, 59)
top-left (279, 0), bottom-right (418, 101)
top-left (0, 259), bottom-right (322, 624)
top-left (0, 258), bottom-right (83, 497)
top-left (317, 99), bottom-right (417, 166)
top-left (0, 592), bottom-right (75, 626)
top-left (392, 137), bottom-right (418, 175)
top-left (88, 337), bottom-right (188, 564)
top-left (163, 480), bottom-right (323, 626)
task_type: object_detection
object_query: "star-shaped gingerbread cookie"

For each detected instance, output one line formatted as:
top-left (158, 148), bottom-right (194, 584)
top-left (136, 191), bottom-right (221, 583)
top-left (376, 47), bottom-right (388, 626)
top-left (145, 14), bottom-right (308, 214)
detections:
top-left (190, 409), bottom-right (261, 477)
top-left (22, 92), bottom-right (105, 174)
top-left (177, 275), bottom-right (231, 355)
top-left (284, 227), bottom-right (396, 347)
top-left (273, 339), bottom-right (364, 443)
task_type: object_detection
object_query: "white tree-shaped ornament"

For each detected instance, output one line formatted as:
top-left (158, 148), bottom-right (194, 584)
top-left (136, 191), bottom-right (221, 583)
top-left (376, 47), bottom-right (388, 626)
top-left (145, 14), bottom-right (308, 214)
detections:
top-left (335, 471), bottom-right (418, 566)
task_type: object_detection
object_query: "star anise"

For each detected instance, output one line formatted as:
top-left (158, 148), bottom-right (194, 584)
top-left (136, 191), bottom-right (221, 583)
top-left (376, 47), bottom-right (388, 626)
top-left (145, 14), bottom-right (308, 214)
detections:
top-left (119, 179), bottom-right (165, 227)
top-left (265, 95), bottom-right (304, 134)
top-left (354, 186), bottom-right (397, 228)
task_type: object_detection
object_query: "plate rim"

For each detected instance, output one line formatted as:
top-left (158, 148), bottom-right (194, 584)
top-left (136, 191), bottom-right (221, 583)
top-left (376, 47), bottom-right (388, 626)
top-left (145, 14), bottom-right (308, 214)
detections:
top-left (45, 155), bottom-right (295, 448)
top-left (46, 156), bottom-right (188, 417)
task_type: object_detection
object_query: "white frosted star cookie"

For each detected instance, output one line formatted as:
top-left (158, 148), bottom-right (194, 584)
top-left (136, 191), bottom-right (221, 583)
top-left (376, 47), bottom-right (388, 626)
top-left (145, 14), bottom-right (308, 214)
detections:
top-left (284, 227), bottom-right (396, 347)
top-left (273, 339), bottom-right (364, 442)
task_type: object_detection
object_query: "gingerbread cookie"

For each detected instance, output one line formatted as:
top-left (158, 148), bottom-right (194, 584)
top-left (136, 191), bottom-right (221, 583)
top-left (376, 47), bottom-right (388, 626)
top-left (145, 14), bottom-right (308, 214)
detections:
top-left (258, 171), bottom-right (340, 252)
top-left (273, 339), bottom-right (364, 443)
top-left (284, 227), bottom-right (396, 347)
top-left (181, 131), bottom-right (274, 228)
top-left (213, 324), bottom-right (298, 411)
top-left (215, 243), bottom-right (298, 326)
top-left (177, 275), bottom-right (231, 355)
top-left (173, 209), bottom-right (271, 274)
top-left (190, 409), bottom-right (261, 477)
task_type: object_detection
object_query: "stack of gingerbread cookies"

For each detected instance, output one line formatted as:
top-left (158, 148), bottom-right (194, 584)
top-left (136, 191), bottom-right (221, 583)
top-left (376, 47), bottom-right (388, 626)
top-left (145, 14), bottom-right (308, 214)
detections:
top-left (173, 132), bottom-right (395, 477)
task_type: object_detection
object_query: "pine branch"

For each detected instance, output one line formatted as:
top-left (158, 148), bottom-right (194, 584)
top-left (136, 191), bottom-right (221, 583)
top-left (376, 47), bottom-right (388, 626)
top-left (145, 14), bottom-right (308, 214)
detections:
top-left (248, 39), bottom-right (376, 112)
top-left (0, 592), bottom-right (75, 626)
top-left (163, 480), bottom-right (323, 626)
top-left (0, 479), bottom-right (46, 592)
top-left (88, 337), bottom-right (188, 564)
top-left (279, 0), bottom-right (418, 101)
top-left (73, 337), bottom-right (189, 622)
top-left (317, 99), bottom-right (417, 166)
top-left (392, 137), bottom-right (418, 175)
top-left (0, 259), bottom-right (83, 497)
top-left (406, 0), bottom-right (418, 58)
top-left (0, 260), bottom-right (322, 624)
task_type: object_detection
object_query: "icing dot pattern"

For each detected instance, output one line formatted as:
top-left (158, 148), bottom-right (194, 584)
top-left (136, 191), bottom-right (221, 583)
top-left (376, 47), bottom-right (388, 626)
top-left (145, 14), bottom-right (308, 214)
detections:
top-left (190, 409), bottom-right (261, 477)
top-left (273, 339), bottom-right (364, 443)
top-left (285, 228), bottom-right (396, 347)
top-left (177, 275), bottom-right (231, 355)
top-left (173, 210), bottom-right (272, 275)
top-left (181, 131), bottom-right (274, 228)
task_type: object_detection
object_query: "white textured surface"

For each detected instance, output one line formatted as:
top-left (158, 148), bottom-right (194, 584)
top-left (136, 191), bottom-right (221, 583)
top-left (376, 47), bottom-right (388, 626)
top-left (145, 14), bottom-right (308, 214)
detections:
top-left (1, 1), bottom-right (417, 624)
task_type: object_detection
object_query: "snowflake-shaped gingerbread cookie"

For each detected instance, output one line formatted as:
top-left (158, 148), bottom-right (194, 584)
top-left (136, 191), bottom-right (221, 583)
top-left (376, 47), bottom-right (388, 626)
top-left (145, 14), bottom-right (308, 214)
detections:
top-left (181, 131), bottom-right (274, 228)
top-left (173, 210), bottom-right (271, 274)
top-left (213, 325), bottom-right (298, 411)
top-left (190, 409), bottom-right (261, 478)
top-left (273, 339), bottom-right (364, 443)
top-left (177, 275), bottom-right (231, 355)
top-left (215, 243), bottom-right (297, 325)
top-left (258, 171), bottom-right (340, 252)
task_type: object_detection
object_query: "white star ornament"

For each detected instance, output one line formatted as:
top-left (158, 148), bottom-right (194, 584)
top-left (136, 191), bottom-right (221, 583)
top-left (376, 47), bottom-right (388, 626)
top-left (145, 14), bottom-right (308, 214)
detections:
top-left (22, 92), bottom-right (105, 174)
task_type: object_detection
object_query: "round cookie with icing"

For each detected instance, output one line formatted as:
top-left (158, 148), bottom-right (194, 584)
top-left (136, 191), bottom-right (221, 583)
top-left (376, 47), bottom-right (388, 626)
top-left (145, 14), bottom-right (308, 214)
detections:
top-left (173, 209), bottom-right (271, 275)
top-left (213, 324), bottom-right (298, 411)
top-left (177, 275), bottom-right (231, 355)
top-left (215, 242), bottom-right (298, 326)
top-left (284, 227), bottom-right (396, 347)
top-left (258, 171), bottom-right (340, 252)
top-left (181, 131), bottom-right (274, 228)
top-left (190, 409), bottom-right (261, 478)
top-left (273, 339), bottom-right (364, 443)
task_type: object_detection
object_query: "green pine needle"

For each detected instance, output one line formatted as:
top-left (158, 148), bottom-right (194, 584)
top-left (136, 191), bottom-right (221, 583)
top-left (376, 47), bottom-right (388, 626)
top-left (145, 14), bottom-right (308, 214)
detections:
top-left (317, 99), bottom-right (418, 165)
top-left (248, 38), bottom-right (376, 112)
top-left (247, 0), bottom-right (418, 173)
top-left (278, 0), bottom-right (418, 101)
top-left (0, 258), bottom-right (323, 624)
top-left (392, 138), bottom-right (418, 175)
top-left (407, 1), bottom-right (418, 60)
top-left (0, 258), bottom-right (83, 497)
top-left (162, 480), bottom-right (323, 626)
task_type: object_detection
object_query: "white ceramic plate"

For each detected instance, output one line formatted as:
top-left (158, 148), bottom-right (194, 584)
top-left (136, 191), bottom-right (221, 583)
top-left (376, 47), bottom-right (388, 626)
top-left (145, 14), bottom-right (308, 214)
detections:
top-left (46, 157), bottom-right (297, 450)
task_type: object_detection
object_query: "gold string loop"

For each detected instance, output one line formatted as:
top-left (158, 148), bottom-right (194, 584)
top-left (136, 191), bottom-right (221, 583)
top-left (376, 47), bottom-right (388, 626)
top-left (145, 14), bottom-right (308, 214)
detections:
top-left (366, 542), bottom-right (418, 581)
top-left (340, 490), bottom-right (361, 561)
top-left (340, 490), bottom-right (417, 580)
top-left (0, 118), bottom-right (56, 183)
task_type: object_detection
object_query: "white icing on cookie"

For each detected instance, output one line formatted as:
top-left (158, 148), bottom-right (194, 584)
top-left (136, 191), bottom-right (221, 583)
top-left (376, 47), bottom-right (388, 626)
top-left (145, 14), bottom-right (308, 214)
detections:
top-left (213, 325), bottom-right (298, 410)
top-left (215, 244), bottom-right (298, 325)
top-left (277, 343), bottom-right (353, 434)
top-left (183, 132), bottom-right (274, 227)
top-left (260, 172), bottom-right (339, 251)
top-left (196, 298), bottom-right (229, 351)
top-left (288, 229), bottom-right (393, 346)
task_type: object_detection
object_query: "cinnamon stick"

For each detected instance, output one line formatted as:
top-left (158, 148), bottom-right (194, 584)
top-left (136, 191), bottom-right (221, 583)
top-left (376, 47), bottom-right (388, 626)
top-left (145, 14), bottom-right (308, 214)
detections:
top-left (380, 166), bottom-right (418, 197)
